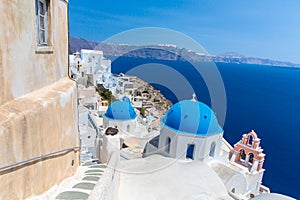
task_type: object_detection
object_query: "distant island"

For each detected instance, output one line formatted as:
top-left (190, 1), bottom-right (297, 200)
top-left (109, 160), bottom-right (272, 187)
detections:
top-left (70, 37), bottom-right (300, 68)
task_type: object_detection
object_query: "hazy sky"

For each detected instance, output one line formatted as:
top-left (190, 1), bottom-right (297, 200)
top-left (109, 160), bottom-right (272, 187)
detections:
top-left (69, 0), bottom-right (300, 63)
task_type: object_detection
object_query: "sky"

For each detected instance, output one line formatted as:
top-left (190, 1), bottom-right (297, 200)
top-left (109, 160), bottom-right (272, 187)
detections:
top-left (69, 0), bottom-right (300, 63)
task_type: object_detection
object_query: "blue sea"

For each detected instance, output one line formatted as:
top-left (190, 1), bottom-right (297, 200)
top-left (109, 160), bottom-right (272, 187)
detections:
top-left (111, 57), bottom-right (300, 198)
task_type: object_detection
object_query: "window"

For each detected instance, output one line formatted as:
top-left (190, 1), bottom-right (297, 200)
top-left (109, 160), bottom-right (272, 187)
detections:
top-left (127, 124), bottom-right (130, 132)
top-left (149, 135), bottom-right (160, 148)
top-left (209, 142), bottom-right (216, 157)
top-left (36, 0), bottom-right (49, 45)
top-left (165, 137), bottom-right (171, 154)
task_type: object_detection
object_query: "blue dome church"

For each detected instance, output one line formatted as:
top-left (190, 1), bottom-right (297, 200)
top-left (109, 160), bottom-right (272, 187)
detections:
top-left (144, 99), bottom-right (224, 161)
top-left (103, 100), bottom-right (137, 134)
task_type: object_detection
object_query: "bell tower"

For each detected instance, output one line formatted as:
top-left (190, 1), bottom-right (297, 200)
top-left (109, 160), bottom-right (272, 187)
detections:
top-left (230, 130), bottom-right (265, 172)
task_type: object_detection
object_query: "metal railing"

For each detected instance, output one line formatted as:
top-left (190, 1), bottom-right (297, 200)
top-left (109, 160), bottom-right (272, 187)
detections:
top-left (0, 146), bottom-right (80, 172)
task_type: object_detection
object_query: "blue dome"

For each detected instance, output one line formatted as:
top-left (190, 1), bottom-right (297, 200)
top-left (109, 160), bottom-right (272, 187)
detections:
top-left (161, 100), bottom-right (223, 136)
top-left (104, 101), bottom-right (137, 120)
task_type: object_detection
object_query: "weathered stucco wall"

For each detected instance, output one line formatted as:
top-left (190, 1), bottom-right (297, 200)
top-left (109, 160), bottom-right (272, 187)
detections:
top-left (0, 0), bottom-right (69, 105)
top-left (0, 78), bottom-right (79, 199)
top-left (0, 0), bottom-right (79, 199)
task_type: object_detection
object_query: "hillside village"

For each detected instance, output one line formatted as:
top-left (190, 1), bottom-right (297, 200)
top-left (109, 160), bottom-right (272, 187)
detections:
top-left (0, 1), bottom-right (296, 200)
top-left (68, 49), bottom-right (172, 163)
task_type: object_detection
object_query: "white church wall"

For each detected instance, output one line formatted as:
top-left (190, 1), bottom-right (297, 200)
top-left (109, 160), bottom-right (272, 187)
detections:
top-left (225, 173), bottom-right (248, 195)
top-left (158, 127), bottom-right (179, 158)
top-left (103, 117), bottom-right (137, 136)
top-left (158, 125), bottom-right (223, 161)
top-left (245, 171), bottom-right (264, 196)
top-left (143, 142), bottom-right (170, 158)
top-left (203, 133), bottom-right (224, 161)
top-left (175, 134), bottom-right (203, 160)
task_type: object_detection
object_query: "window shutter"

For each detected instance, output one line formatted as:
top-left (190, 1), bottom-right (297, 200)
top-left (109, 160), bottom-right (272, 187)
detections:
top-left (35, 0), bottom-right (38, 15)
top-left (36, 0), bottom-right (41, 44)
top-left (44, 1), bottom-right (48, 44)
top-left (36, 0), bottom-right (48, 45)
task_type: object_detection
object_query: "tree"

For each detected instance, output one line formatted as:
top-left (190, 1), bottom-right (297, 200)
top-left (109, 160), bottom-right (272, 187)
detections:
top-left (140, 106), bottom-right (146, 118)
top-left (98, 87), bottom-right (115, 103)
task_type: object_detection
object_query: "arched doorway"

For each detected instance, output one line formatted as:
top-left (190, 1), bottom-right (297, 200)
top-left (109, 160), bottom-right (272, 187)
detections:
top-left (186, 144), bottom-right (195, 160)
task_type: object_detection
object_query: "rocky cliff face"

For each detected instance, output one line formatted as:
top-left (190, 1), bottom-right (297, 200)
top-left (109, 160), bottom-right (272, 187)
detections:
top-left (70, 37), bottom-right (300, 67)
top-left (133, 77), bottom-right (172, 112)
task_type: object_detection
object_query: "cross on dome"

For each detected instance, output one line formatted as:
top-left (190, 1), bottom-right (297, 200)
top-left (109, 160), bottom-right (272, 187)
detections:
top-left (191, 93), bottom-right (197, 101)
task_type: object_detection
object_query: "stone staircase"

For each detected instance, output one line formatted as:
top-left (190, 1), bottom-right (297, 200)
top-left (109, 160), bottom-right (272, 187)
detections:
top-left (55, 161), bottom-right (107, 200)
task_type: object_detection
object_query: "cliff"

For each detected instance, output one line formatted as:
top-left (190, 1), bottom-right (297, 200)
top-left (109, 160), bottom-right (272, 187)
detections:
top-left (70, 37), bottom-right (300, 67)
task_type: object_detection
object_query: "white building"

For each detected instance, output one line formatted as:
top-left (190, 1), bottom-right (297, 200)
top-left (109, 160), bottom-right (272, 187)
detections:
top-left (78, 84), bottom-right (99, 110)
top-left (81, 49), bottom-right (109, 75)
top-left (69, 51), bottom-right (82, 79)
top-left (116, 74), bottom-right (137, 95)
top-left (69, 49), bottom-right (116, 89)
top-left (142, 99), bottom-right (275, 199)
top-left (81, 49), bottom-right (112, 86)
